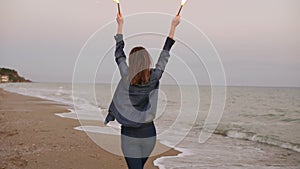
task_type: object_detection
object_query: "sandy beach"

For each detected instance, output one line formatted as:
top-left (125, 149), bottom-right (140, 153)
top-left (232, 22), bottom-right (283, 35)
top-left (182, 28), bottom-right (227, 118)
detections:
top-left (0, 88), bottom-right (179, 169)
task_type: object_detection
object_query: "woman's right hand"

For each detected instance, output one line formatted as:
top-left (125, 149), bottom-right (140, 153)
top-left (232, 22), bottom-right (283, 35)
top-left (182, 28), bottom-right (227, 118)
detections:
top-left (169, 16), bottom-right (181, 39)
top-left (171, 15), bottom-right (181, 28)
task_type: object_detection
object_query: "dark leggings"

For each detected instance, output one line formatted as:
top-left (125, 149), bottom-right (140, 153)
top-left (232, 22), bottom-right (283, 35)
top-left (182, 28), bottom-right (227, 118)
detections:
top-left (121, 122), bottom-right (156, 169)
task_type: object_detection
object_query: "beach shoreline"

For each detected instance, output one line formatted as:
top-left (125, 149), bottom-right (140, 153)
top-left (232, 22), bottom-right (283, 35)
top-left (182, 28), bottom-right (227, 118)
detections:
top-left (1, 84), bottom-right (300, 169)
top-left (0, 88), bottom-right (179, 169)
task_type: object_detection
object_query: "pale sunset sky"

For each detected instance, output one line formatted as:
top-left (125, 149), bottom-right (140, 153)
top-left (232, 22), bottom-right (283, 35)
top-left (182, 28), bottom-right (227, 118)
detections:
top-left (1, 0), bottom-right (299, 87)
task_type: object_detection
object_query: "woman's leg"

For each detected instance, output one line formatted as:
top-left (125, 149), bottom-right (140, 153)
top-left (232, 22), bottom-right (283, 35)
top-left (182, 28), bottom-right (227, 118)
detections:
top-left (141, 136), bottom-right (156, 167)
top-left (124, 136), bottom-right (156, 168)
top-left (124, 157), bottom-right (143, 169)
top-left (121, 130), bottom-right (144, 169)
top-left (141, 124), bottom-right (156, 167)
top-left (121, 123), bottom-right (156, 168)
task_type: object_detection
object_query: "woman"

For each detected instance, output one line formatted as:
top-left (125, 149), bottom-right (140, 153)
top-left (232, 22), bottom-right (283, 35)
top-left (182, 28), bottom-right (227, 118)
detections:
top-left (105, 14), bottom-right (180, 169)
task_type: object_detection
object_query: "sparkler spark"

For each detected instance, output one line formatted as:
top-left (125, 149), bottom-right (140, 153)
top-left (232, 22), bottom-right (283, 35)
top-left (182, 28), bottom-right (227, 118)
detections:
top-left (177, 0), bottom-right (188, 16)
top-left (113, 0), bottom-right (121, 15)
top-left (181, 0), bottom-right (188, 5)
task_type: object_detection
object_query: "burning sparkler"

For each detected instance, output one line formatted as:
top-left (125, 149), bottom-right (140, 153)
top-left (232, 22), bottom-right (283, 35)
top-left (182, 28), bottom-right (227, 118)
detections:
top-left (113, 0), bottom-right (121, 15)
top-left (177, 0), bottom-right (188, 16)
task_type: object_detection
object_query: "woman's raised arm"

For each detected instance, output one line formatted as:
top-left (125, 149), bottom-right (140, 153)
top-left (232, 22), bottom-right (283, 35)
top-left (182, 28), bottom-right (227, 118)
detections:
top-left (116, 13), bottom-right (124, 34)
top-left (153, 16), bottom-right (181, 80)
top-left (168, 16), bottom-right (181, 39)
top-left (114, 13), bottom-right (128, 79)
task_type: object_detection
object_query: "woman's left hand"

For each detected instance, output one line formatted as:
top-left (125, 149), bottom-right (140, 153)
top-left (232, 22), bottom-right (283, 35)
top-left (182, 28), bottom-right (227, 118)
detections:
top-left (116, 13), bottom-right (124, 26)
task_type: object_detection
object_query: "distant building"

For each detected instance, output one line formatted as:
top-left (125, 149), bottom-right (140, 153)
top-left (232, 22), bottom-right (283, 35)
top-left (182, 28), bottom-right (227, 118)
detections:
top-left (0, 75), bottom-right (9, 83)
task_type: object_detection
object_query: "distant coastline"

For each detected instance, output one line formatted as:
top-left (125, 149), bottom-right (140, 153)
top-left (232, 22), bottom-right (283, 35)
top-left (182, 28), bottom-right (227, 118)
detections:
top-left (0, 67), bottom-right (31, 83)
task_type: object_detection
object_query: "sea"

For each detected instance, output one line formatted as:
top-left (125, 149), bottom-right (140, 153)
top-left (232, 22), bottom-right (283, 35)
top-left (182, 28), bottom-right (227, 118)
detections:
top-left (1, 82), bottom-right (300, 168)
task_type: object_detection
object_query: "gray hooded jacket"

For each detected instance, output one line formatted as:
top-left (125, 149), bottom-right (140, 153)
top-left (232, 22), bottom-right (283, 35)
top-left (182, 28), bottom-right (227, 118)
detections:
top-left (105, 34), bottom-right (175, 127)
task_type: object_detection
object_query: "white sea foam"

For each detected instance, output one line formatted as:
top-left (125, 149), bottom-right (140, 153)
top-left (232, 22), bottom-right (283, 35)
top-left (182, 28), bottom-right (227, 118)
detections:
top-left (55, 109), bottom-right (78, 120)
top-left (215, 129), bottom-right (300, 153)
top-left (154, 140), bottom-right (193, 169)
top-left (74, 125), bottom-right (120, 135)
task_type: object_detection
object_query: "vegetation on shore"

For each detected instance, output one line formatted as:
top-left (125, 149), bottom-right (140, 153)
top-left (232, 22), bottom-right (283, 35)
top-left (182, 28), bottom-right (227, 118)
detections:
top-left (0, 68), bottom-right (31, 83)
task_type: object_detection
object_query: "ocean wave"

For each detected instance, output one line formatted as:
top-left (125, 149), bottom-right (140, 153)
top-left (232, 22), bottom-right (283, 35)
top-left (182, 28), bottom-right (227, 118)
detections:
top-left (214, 129), bottom-right (300, 153)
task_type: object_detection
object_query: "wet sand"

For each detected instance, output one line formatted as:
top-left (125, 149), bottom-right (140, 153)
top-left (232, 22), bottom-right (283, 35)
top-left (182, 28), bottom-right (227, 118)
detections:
top-left (0, 88), bottom-right (179, 169)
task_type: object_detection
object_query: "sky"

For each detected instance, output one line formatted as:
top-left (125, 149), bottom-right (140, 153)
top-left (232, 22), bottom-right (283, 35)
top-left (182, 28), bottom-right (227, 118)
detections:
top-left (1, 0), bottom-right (299, 87)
